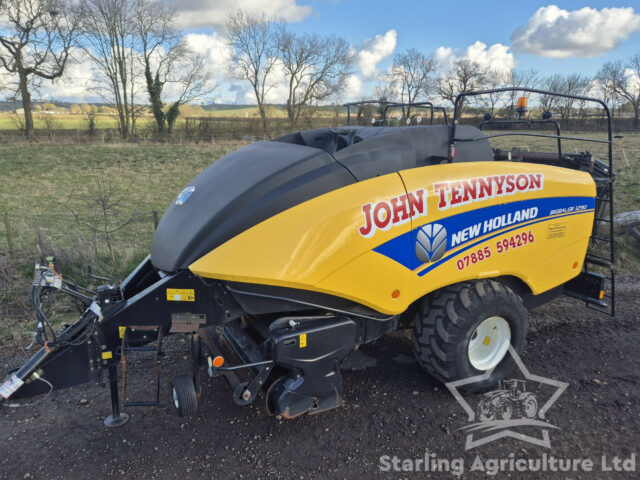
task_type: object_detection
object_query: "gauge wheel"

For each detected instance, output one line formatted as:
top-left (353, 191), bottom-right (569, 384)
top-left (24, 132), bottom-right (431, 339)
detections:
top-left (171, 373), bottom-right (198, 417)
top-left (265, 376), bottom-right (289, 416)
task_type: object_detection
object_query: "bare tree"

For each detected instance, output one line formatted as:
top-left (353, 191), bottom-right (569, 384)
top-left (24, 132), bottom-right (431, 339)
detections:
top-left (133, 0), bottom-right (214, 136)
top-left (597, 54), bottom-right (640, 129)
top-left (387, 48), bottom-right (436, 118)
top-left (437, 58), bottom-right (486, 113)
top-left (0, 0), bottom-right (80, 137)
top-left (539, 73), bottom-right (564, 113)
top-left (277, 30), bottom-right (352, 129)
top-left (558, 73), bottom-right (591, 121)
top-left (80, 0), bottom-right (142, 140)
top-left (483, 68), bottom-right (510, 116)
top-left (226, 11), bottom-right (282, 136)
top-left (539, 73), bottom-right (591, 122)
top-left (595, 66), bottom-right (622, 121)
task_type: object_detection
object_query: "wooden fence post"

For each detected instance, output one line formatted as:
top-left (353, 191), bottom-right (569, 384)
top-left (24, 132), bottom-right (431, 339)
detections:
top-left (4, 212), bottom-right (15, 253)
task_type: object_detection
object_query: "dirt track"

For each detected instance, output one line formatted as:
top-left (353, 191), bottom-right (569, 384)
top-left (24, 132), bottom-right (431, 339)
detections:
top-left (1, 277), bottom-right (639, 479)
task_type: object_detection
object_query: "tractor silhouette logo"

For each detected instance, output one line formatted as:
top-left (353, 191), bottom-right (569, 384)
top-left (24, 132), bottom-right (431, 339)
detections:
top-left (415, 223), bottom-right (447, 263)
top-left (446, 345), bottom-right (569, 450)
top-left (476, 379), bottom-right (538, 422)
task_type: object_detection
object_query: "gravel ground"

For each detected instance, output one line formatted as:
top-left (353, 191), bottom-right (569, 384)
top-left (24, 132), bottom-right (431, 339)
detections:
top-left (1, 277), bottom-right (639, 479)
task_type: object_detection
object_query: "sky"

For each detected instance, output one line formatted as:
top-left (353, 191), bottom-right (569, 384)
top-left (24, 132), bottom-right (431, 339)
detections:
top-left (16, 0), bottom-right (640, 104)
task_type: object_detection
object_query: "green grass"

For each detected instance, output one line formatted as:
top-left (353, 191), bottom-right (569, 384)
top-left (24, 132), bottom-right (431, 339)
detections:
top-left (0, 143), bottom-right (239, 212)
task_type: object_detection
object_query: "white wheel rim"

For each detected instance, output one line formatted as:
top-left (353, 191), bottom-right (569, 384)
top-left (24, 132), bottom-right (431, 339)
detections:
top-left (172, 387), bottom-right (179, 409)
top-left (467, 316), bottom-right (511, 371)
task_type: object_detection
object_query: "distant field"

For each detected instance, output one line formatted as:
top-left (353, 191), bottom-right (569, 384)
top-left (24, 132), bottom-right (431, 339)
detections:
top-left (0, 104), bottom-right (348, 132)
top-left (0, 113), bottom-right (150, 130)
top-left (0, 106), bottom-right (293, 131)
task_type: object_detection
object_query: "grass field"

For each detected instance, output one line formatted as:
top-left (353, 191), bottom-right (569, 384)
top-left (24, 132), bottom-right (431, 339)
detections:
top-left (0, 133), bottom-right (638, 343)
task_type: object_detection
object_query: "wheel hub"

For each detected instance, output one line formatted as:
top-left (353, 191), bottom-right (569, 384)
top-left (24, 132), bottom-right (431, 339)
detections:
top-left (172, 387), bottom-right (179, 409)
top-left (468, 316), bottom-right (511, 371)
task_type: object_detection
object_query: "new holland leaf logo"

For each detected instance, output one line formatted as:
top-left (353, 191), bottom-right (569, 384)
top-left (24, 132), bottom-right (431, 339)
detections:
top-left (415, 223), bottom-right (447, 263)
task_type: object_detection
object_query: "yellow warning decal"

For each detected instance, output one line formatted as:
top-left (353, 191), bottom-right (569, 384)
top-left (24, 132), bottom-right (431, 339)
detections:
top-left (101, 351), bottom-right (113, 360)
top-left (299, 333), bottom-right (307, 348)
top-left (166, 288), bottom-right (195, 302)
top-left (483, 336), bottom-right (491, 346)
top-left (118, 326), bottom-right (127, 338)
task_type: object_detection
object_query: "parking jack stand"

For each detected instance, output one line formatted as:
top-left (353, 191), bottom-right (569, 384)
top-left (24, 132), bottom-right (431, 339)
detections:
top-left (104, 365), bottom-right (129, 427)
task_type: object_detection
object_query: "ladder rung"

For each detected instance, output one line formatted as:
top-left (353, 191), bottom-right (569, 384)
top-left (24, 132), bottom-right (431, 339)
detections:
top-left (594, 218), bottom-right (611, 223)
top-left (591, 236), bottom-right (611, 242)
top-left (587, 253), bottom-right (611, 262)
top-left (587, 304), bottom-right (612, 314)
top-left (585, 257), bottom-right (612, 268)
top-left (124, 401), bottom-right (158, 407)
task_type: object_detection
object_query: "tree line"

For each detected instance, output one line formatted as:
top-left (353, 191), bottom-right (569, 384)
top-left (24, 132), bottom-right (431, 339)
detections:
top-left (0, 1), bottom-right (639, 141)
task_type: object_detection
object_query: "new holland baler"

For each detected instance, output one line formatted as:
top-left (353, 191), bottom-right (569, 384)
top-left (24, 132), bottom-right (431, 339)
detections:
top-left (0, 88), bottom-right (615, 425)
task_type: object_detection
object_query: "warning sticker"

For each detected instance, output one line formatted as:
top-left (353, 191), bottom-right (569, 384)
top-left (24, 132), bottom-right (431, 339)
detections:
top-left (547, 222), bottom-right (567, 239)
top-left (119, 326), bottom-right (127, 338)
top-left (166, 288), bottom-right (195, 302)
top-left (299, 333), bottom-right (307, 348)
top-left (0, 374), bottom-right (24, 399)
top-left (102, 351), bottom-right (113, 360)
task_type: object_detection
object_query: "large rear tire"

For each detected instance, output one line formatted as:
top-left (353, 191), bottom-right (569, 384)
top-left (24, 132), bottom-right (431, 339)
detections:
top-left (412, 280), bottom-right (528, 392)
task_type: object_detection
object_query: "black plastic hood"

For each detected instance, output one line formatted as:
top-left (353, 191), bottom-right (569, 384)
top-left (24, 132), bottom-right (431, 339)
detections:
top-left (150, 141), bottom-right (355, 272)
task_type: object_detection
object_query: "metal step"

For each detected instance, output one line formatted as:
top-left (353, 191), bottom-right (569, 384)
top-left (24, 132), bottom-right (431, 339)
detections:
top-left (120, 326), bottom-right (163, 408)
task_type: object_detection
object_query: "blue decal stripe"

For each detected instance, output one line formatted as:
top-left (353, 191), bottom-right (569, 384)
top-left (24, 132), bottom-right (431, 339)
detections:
top-left (373, 196), bottom-right (595, 271)
top-left (416, 209), bottom-right (594, 277)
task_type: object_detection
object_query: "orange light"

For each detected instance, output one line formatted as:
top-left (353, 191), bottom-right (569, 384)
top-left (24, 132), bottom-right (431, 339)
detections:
top-left (391, 289), bottom-right (400, 299)
top-left (572, 262), bottom-right (578, 269)
top-left (213, 356), bottom-right (224, 368)
top-left (516, 96), bottom-right (528, 110)
top-left (599, 290), bottom-right (605, 299)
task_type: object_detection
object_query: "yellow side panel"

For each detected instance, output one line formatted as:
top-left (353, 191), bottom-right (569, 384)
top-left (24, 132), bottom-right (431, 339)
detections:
top-left (189, 173), bottom-right (412, 303)
top-left (190, 161), bottom-right (596, 315)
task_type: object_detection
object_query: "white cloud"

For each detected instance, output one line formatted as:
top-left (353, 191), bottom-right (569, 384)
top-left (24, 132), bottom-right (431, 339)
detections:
top-left (434, 46), bottom-right (455, 71)
top-left (184, 32), bottom-right (230, 75)
top-left (626, 68), bottom-right (640, 92)
top-left (168, 0), bottom-right (312, 30)
top-left (511, 5), bottom-right (640, 58)
top-left (355, 29), bottom-right (397, 78)
top-left (344, 74), bottom-right (363, 101)
top-left (435, 41), bottom-right (515, 73)
top-left (38, 49), bottom-right (101, 102)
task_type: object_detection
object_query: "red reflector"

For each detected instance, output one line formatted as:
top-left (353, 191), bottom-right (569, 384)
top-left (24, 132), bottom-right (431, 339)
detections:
top-left (449, 145), bottom-right (457, 158)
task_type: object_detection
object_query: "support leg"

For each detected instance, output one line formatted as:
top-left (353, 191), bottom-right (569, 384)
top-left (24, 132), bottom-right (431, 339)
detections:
top-left (104, 365), bottom-right (129, 427)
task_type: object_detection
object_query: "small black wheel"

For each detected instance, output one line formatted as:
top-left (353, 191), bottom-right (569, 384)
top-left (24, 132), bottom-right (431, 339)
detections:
top-left (171, 374), bottom-right (198, 417)
top-left (412, 280), bottom-right (528, 392)
top-left (265, 376), bottom-right (289, 416)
